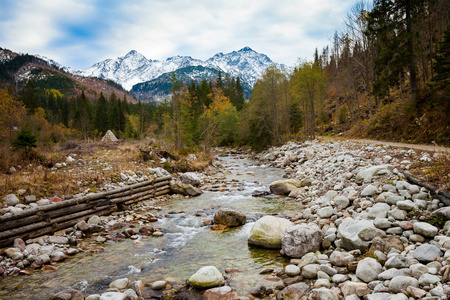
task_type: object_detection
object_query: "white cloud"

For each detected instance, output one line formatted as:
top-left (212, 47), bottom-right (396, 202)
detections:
top-left (0, 0), bottom-right (357, 68)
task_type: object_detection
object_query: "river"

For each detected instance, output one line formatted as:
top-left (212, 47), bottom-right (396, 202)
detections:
top-left (0, 152), bottom-right (303, 299)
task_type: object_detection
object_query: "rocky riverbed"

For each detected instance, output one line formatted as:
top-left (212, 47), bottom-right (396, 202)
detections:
top-left (0, 139), bottom-right (449, 299)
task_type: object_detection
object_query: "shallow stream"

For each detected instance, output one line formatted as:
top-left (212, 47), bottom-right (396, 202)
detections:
top-left (0, 153), bottom-right (304, 299)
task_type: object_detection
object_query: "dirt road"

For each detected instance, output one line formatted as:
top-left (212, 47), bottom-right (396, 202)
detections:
top-left (318, 136), bottom-right (450, 153)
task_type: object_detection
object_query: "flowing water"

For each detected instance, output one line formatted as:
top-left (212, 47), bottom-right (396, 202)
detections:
top-left (0, 153), bottom-right (304, 299)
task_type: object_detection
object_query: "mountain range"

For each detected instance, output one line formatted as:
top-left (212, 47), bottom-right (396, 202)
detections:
top-left (71, 47), bottom-right (284, 103)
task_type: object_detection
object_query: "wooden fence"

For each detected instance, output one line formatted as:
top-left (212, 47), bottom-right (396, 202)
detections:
top-left (0, 175), bottom-right (171, 248)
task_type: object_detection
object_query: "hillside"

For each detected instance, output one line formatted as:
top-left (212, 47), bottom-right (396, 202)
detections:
top-left (0, 48), bottom-right (135, 103)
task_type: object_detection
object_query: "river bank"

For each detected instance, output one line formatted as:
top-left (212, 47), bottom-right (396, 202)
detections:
top-left (0, 139), bottom-right (449, 299)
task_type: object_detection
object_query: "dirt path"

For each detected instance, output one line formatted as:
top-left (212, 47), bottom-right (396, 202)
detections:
top-left (318, 136), bottom-right (450, 153)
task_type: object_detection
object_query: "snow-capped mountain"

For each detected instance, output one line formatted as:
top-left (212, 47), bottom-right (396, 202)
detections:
top-left (71, 47), bottom-right (283, 91)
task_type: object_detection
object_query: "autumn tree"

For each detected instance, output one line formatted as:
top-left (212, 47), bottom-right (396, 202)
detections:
top-left (0, 88), bottom-right (26, 142)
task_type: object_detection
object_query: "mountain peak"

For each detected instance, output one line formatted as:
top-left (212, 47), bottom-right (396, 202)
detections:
top-left (239, 47), bottom-right (254, 52)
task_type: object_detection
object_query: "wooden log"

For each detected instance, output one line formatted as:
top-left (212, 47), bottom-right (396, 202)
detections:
top-left (111, 189), bottom-right (155, 204)
top-left (404, 172), bottom-right (450, 206)
top-left (0, 204), bottom-right (112, 240)
top-left (0, 198), bottom-right (111, 232)
top-left (155, 184), bottom-right (170, 192)
top-left (154, 188), bottom-right (171, 196)
top-left (154, 175), bottom-right (172, 183)
top-left (0, 207), bottom-right (115, 248)
top-left (0, 179), bottom-right (159, 223)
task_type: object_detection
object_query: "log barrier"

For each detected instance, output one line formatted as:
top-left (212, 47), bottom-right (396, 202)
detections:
top-left (0, 175), bottom-right (171, 248)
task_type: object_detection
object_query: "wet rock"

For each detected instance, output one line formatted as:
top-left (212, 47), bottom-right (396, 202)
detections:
top-left (282, 223), bottom-right (323, 257)
top-left (413, 244), bottom-right (442, 263)
top-left (202, 286), bottom-right (239, 300)
top-left (356, 257), bottom-right (382, 282)
top-left (269, 179), bottom-right (301, 195)
top-left (50, 289), bottom-right (84, 300)
top-left (99, 292), bottom-right (130, 300)
top-left (151, 281), bottom-right (166, 290)
top-left (248, 216), bottom-right (293, 249)
top-left (252, 190), bottom-right (270, 197)
top-left (213, 209), bottom-right (246, 227)
top-left (50, 251), bottom-right (67, 262)
top-left (123, 289), bottom-right (137, 300)
top-left (130, 280), bottom-right (144, 296)
top-left (188, 266), bottom-right (225, 289)
top-left (109, 278), bottom-right (129, 289)
top-left (279, 282), bottom-right (309, 300)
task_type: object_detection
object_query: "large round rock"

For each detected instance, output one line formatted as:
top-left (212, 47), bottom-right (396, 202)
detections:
top-left (269, 179), bottom-right (301, 195)
top-left (188, 266), bottom-right (225, 289)
top-left (281, 223), bottom-right (324, 258)
top-left (248, 216), bottom-right (293, 249)
top-left (355, 257), bottom-right (382, 282)
top-left (412, 244), bottom-right (442, 263)
top-left (338, 219), bottom-right (376, 251)
top-left (213, 209), bottom-right (246, 227)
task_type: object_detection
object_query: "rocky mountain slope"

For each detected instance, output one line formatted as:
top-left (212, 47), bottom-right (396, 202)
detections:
top-left (72, 47), bottom-right (284, 102)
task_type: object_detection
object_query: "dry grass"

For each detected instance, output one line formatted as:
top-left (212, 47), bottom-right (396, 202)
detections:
top-left (410, 153), bottom-right (450, 191)
top-left (0, 139), bottom-right (212, 203)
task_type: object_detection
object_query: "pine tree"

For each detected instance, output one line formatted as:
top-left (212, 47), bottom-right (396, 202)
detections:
top-left (95, 92), bottom-right (108, 136)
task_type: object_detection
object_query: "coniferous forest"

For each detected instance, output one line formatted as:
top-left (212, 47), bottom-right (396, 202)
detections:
top-left (1, 0), bottom-right (449, 160)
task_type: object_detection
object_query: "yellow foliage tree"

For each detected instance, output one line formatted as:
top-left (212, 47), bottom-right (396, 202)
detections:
top-left (0, 88), bottom-right (26, 142)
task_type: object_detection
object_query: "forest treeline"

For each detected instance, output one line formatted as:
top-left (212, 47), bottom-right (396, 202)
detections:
top-left (1, 0), bottom-right (449, 156)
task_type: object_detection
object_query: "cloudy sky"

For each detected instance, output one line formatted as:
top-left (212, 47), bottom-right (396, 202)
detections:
top-left (0, 0), bottom-right (356, 69)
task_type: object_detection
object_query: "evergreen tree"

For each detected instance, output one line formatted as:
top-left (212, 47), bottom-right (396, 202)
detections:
top-left (95, 92), bottom-right (108, 136)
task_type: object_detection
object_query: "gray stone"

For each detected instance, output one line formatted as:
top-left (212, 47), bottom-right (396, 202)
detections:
top-left (316, 190), bottom-right (338, 205)
top-left (248, 216), bottom-right (293, 249)
top-left (179, 172), bottom-right (201, 186)
top-left (320, 264), bottom-right (337, 276)
top-left (50, 289), bottom-right (84, 300)
top-left (413, 222), bottom-right (438, 238)
top-left (388, 208), bottom-right (407, 220)
top-left (330, 251), bottom-right (355, 267)
top-left (355, 165), bottom-right (394, 184)
top-left (123, 289), bottom-right (138, 300)
top-left (432, 207), bottom-right (450, 220)
top-left (202, 286), bottom-right (239, 300)
top-left (317, 206), bottom-right (335, 218)
top-left (378, 268), bottom-right (411, 280)
top-left (285, 264), bottom-right (301, 276)
top-left (386, 195), bottom-right (404, 205)
top-left (310, 287), bottom-right (339, 300)
top-left (24, 195), bottom-right (37, 203)
top-left (100, 292), bottom-right (128, 300)
top-left (364, 293), bottom-right (390, 300)
top-left (361, 184), bottom-right (379, 197)
top-left (76, 220), bottom-right (89, 231)
top-left (368, 203), bottom-right (390, 219)
top-left (188, 266), bottom-right (224, 288)
top-left (385, 255), bottom-right (410, 269)
top-left (413, 244), bottom-right (442, 263)
top-left (282, 223), bottom-right (323, 258)
top-left (170, 180), bottom-right (203, 196)
top-left (389, 276), bottom-right (419, 293)
top-left (340, 281), bottom-right (371, 297)
top-left (356, 257), bottom-right (383, 282)
top-left (397, 200), bottom-right (417, 211)
top-left (3, 194), bottom-right (20, 206)
top-left (373, 218), bottom-right (392, 229)
top-left (418, 274), bottom-right (440, 286)
top-left (409, 263), bottom-right (428, 279)
top-left (302, 264), bottom-right (319, 279)
top-left (334, 195), bottom-right (350, 208)
top-left (338, 219), bottom-right (376, 251)
top-left (50, 251), bottom-right (67, 262)
top-left (332, 274), bottom-right (348, 283)
top-left (279, 282), bottom-right (309, 300)
top-left (48, 236), bottom-right (69, 244)
top-left (314, 279), bottom-right (331, 288)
